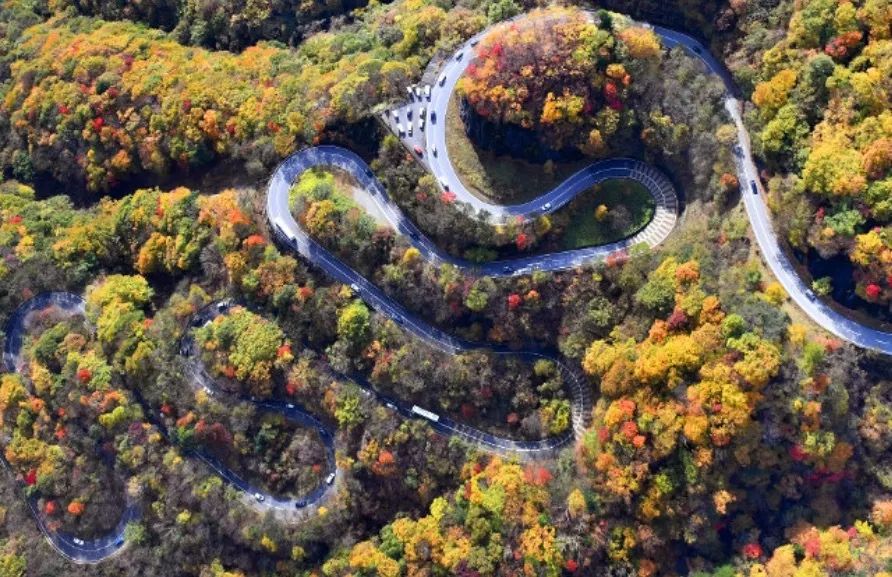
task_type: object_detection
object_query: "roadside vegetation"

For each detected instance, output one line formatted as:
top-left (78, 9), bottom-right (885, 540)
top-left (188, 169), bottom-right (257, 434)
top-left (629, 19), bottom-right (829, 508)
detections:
top-left (444, 93), bottom-right (591, 203)
top-left (560, 179), bottom-right (656, 249)
top-left (1, 0), bottom-right (892, 576)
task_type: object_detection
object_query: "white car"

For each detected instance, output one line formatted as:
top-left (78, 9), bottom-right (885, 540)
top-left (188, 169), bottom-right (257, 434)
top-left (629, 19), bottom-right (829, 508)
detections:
top-left (392, 110), bottom-right (399, 120)
top-left (439, 178), bottom-right (449, 191)
top-left (286, 403), bottom-right (295, 409)
top-left (406, 86), bottom-right (414, 99)
top-left (423, 85), bottom-right (431, 99)
top-left (414, 86), bottom-right (422, 98)
top-left (254, 493), bottom-right (265, 502)
top-left (396, 123), bottom-right (404, 136)
top-left (431, 145), bottom-right (437, 157)
top-left (408, 124), bottom-right (413, 136)
top-left (438, 73), bottom-right (447, 86)
top-left (418, 116), bottom-right (425, 131)
top-left (350, 282), bottom-right (360, 292)
top-left (73, 538), bottom-right (85, 546)
top-left (542, 202), bottom-right (552, 211)
top-left (325, 473), bottom-right (336, 485)
top-left (419, 106), bottom-right (425, 118)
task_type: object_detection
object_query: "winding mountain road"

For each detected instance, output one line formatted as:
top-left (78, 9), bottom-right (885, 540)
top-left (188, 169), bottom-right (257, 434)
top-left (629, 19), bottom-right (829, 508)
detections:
top-left (6, 8), bottom-right (892, 567)
top-left (2, 292), bottom-right (137, 564)
top-left (413, 12), bottom-right (892, 353)
top-left (651, 26), bottom-right (892, 353)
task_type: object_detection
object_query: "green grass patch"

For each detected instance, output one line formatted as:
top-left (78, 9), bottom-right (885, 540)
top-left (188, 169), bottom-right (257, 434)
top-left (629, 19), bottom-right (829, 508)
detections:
top-left (560, 179), bottom-right (655, 249)
top-left (445, 93), bottom-right (590, 204)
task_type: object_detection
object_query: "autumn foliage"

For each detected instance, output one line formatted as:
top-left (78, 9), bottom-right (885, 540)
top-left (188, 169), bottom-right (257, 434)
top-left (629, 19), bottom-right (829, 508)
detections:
top-left (458, 7), bottom-right (660, 155)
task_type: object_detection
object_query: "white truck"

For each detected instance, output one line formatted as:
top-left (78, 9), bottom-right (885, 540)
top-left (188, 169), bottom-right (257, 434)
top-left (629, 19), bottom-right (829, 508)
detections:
top-left (411, 405), bottom-right (440, 422)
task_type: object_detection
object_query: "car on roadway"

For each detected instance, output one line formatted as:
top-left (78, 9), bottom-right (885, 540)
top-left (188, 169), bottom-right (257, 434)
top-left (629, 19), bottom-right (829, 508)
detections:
top-left (115, 537), bottom-right (125, 546)
top-left (350, 282), bottom-right (360, 292)
top-left (385, 401), bottom-right (397, 410)
top-left (430, 110), bottom-right (436, 123)
top-left (286, 403), bottom-right (295, 409)
top-left (502, 265), bottom-right (513, 274)
top-left (431, 145), bottom-right (437, 157)
top-left (413, 145), bottom-right (424, 156)
top-left (750, 180), bottom-right (758, 194)
top-left (393, 316), bottom-right (405, 326)
top-left (805, 289), bottom-right (818, 302)
top-left (439, 178), bottom-right (449, 191)
top-left (73, 538), bottom-right (85, 546)
top-left (455, 51), bottom-right (463, 60)
top-left (438, 72), bottom-right (447, 86)
top-left (254, 492), bottom-right (265, 502)
top-left (470, 38), bottom-right (479, 46)
top-left (325, 473), bottom-right (336, 485)
top-left (295, 499), bottom-right (307, 508)
top-left (542, 202), bottom-right (552, 211)
top-left (408, 231), bottom-right (420, 241)
top-left (692, 45), bottom-right (702, 54)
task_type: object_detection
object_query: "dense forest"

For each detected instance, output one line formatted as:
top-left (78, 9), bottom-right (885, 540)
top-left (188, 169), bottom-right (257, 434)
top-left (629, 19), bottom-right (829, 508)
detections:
top-left (1, 0), bottom-right (892, 576)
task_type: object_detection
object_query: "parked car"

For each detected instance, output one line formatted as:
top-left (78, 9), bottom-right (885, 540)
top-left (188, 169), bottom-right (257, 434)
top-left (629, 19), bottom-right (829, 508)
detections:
top-left (73, 538), bottom-right (85, 546)
top-left (326, 473), bottom-right (336, 485)
top-left (396, 123), bottom-right (404, 136)
top-left (413, 145), bottom-right (424, 156)
top-left (423, 85), bottom-right (431, 99)
top-left (418, 116), bottom-right (425, 131)
top-left (254, 493), bottom-right (265, 502)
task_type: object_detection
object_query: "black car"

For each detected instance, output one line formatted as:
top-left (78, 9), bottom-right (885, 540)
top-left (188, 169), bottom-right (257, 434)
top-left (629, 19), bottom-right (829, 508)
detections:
top-left (750, 180), bottom-right (758, 195)
top-left (295, 499), bottom-right (307, 508)
top-left (502, 265), bottom-right (513, 274)
top-left (692, 45), bottom-right (702, 55)
top-left (408, 231), bottom-right (420, 241)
